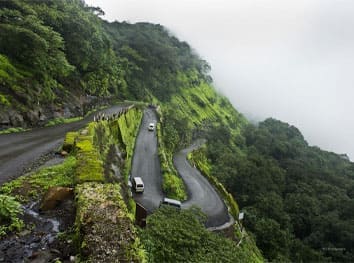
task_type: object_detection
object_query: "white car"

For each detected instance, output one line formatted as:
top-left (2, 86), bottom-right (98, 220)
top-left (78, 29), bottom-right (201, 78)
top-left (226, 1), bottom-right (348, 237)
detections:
top-left (160, 197), bottom-right (182, 209)
top-left (148, 123), bottom-right (155, 131)
top-left (132, 177), bottom-right (144, 193)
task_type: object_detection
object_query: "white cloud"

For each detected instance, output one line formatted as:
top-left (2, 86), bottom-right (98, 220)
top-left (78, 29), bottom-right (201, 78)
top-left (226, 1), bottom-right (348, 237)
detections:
top-left (86, 0), bottom-right (354, 159)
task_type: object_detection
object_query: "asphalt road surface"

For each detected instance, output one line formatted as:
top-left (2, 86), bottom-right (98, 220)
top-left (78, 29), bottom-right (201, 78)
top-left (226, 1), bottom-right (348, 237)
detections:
top-left (174, 140), bottom-right (230, 227)
top-left (0, 105), bottom-right (126, 185)
top-left (131, 108), bottom-right (163, 212)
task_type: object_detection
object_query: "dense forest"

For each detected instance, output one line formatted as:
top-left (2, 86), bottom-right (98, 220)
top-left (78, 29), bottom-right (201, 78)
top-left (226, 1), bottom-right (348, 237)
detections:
top-left (1, 0), bottom-right (354, 262)
top-left (0, 0), bottom-right (209, 126)
top-left (202, 119), bottom-right (354, 262)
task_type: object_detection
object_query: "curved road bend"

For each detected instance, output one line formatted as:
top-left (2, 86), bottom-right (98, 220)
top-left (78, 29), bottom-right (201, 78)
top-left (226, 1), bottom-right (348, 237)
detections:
top-left (174, 140), bottom-right (230, 227)
top-left (132, 108), bottom-right (163, 213)
top-left (0, 105), bottom-right (127, 185)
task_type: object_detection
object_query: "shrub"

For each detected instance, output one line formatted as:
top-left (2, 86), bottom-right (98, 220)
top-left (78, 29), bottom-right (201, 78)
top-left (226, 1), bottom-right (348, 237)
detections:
top-left (0, 194), bottom-right (24, 236)
top-left (162, 173), bottom-right (187, 201)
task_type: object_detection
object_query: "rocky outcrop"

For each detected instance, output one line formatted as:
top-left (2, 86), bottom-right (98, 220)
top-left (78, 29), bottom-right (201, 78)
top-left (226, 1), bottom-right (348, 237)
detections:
top-left (40, 187), bottom-right (74, 211)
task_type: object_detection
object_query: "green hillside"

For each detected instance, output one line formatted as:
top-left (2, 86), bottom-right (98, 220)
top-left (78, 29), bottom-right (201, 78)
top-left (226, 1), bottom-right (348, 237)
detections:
top-left (1, 0), bottom-right (354, 262)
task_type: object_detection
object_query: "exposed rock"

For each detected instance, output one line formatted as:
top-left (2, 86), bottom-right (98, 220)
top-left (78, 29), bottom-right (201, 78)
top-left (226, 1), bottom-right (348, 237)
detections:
top-left (60, 151), bottom-right (68, 157)
top-left (0, 110), bottom-right (10, 126)
top-left (27, 250), bottom-right (52, 263)
top-left (8, 109), bottom-right (24, 127)
top-left (40, 187), bottom-right (74, 211)
top-left (25, 110), bottom-right (40, 125)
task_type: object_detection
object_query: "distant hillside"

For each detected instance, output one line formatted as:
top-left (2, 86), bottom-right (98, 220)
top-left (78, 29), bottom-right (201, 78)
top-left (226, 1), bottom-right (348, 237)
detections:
top-left (202, 118), bottom-right (354, 262)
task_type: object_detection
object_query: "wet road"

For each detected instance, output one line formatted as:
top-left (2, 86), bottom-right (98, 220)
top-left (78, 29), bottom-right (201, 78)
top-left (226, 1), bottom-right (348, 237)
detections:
top-left (131, 109), bottom-right (230, 227)
top-left (0, 105), bottom-right (127, 185)
top-left (174, 140), bottom-right (230, 227)
top-left (131, 108), bottom-right (163, 212)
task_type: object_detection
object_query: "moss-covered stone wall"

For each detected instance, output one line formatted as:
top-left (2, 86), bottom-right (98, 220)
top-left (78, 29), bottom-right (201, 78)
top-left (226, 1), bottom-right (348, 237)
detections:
top-left (63, 106), bottom-right (145, 262)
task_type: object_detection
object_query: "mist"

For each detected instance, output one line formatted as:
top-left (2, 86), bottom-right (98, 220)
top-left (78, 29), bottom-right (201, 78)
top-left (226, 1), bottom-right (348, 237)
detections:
top-left (86, 0), bottom-right (354, 160)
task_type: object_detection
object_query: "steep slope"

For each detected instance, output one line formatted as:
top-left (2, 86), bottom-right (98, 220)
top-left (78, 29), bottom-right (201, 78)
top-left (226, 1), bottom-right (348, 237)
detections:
top-left (2, 1), bottom-right (353, 262)
top-left (199, 118), bottom-right (354, 262)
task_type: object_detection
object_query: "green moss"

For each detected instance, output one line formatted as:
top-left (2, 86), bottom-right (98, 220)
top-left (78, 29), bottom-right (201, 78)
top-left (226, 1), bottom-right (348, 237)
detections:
top-left (0, 127), bottom-right (28, 134)
top-left (0, 156), bottom-right (76, 203)
top-left (116, 108), bottom-right (143, 180)
top-left (75, 182), bottom-right (146, 262)
top-left (62, 131), bottom-right (79, 152)
top-left (75, 135), bottom-right (105, 183)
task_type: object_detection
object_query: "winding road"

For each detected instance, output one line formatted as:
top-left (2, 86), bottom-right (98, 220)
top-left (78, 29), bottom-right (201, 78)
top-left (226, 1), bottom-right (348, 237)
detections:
top-left (0, 105), bottom-right (126, 185)
top-left (174, 140), bottom-right (230, 227)
top-left (1, 105), bottom-right (231, 228)
top-left (131, 109), bottom-right (230, 227)
top-left (131, 108), bottom-right (163, 213)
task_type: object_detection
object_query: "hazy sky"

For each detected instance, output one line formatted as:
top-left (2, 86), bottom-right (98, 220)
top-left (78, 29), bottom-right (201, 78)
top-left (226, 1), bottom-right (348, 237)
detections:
top-left (87, 0), bottom-right (354, 160)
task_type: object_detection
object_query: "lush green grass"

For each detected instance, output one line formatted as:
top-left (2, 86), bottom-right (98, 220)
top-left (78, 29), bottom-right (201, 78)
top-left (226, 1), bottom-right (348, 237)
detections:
top-left (166, 80), bottom-right (247, 137)
top-left (45, 116), bottom-right (83, 127)
top-left (0, 156), bottom-right (76, 203)
top-left (0, 127), bottom-right (28, 135)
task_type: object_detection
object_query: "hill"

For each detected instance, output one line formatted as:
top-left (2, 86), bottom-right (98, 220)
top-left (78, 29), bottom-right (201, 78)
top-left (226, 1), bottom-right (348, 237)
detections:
top-left (1, 0), bottom-right (354, 262)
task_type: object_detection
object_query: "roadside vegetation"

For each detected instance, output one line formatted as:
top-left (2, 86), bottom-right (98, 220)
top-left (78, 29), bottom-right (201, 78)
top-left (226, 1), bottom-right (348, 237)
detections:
top-left (45, 116), bottom-right (83, 127)
top-left (1, 156), bottom-right (76, 204)
top-left (141, 206), bottom-right (263, 263)
top-left (66, 107), bottom-right (145, 261)
top-left (0, 194), bottom-right (24, 237)
top-left (0, 127), bottom-right (28, 134)
top-left (156, 121), bottom-right (187, 201)
top-left (203, 119), bottom-right (354, 262)
top-left (0, 156), bottom-right (76, 238)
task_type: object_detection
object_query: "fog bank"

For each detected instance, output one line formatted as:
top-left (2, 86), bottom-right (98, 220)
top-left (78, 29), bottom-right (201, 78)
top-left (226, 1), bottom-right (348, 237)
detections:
top-left (87, 0), bottom-right (354, 160)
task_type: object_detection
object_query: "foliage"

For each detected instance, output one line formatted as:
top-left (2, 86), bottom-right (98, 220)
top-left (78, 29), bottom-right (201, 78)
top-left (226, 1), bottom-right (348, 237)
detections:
top-left (141, 206), bottom-right (262, 263)
top-left (161, 173), bottom-right (186, 201)
top-left (90, 107), bottom-right (142, 181)
top-left (62, 131), bottom-right (79, 152)
top-left (0, 127), bottom-right (28, 134)
top-left (156, 121), bottom-right (187, 201)
top-left (205, 118), bottom-right (354, 262)
top-left (45, 116), bottom-right (82, 127)
top-left (0, 194), bottom-right (24, 236)
top-left (0, 156), bottom-right (76, 203)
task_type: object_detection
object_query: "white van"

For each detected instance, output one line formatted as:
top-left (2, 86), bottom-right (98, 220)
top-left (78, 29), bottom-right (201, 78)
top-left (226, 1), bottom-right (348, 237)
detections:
top-left (132, 177), bottom-right (144, 193)
top-left (148, 123), bottom-right (155, 131)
